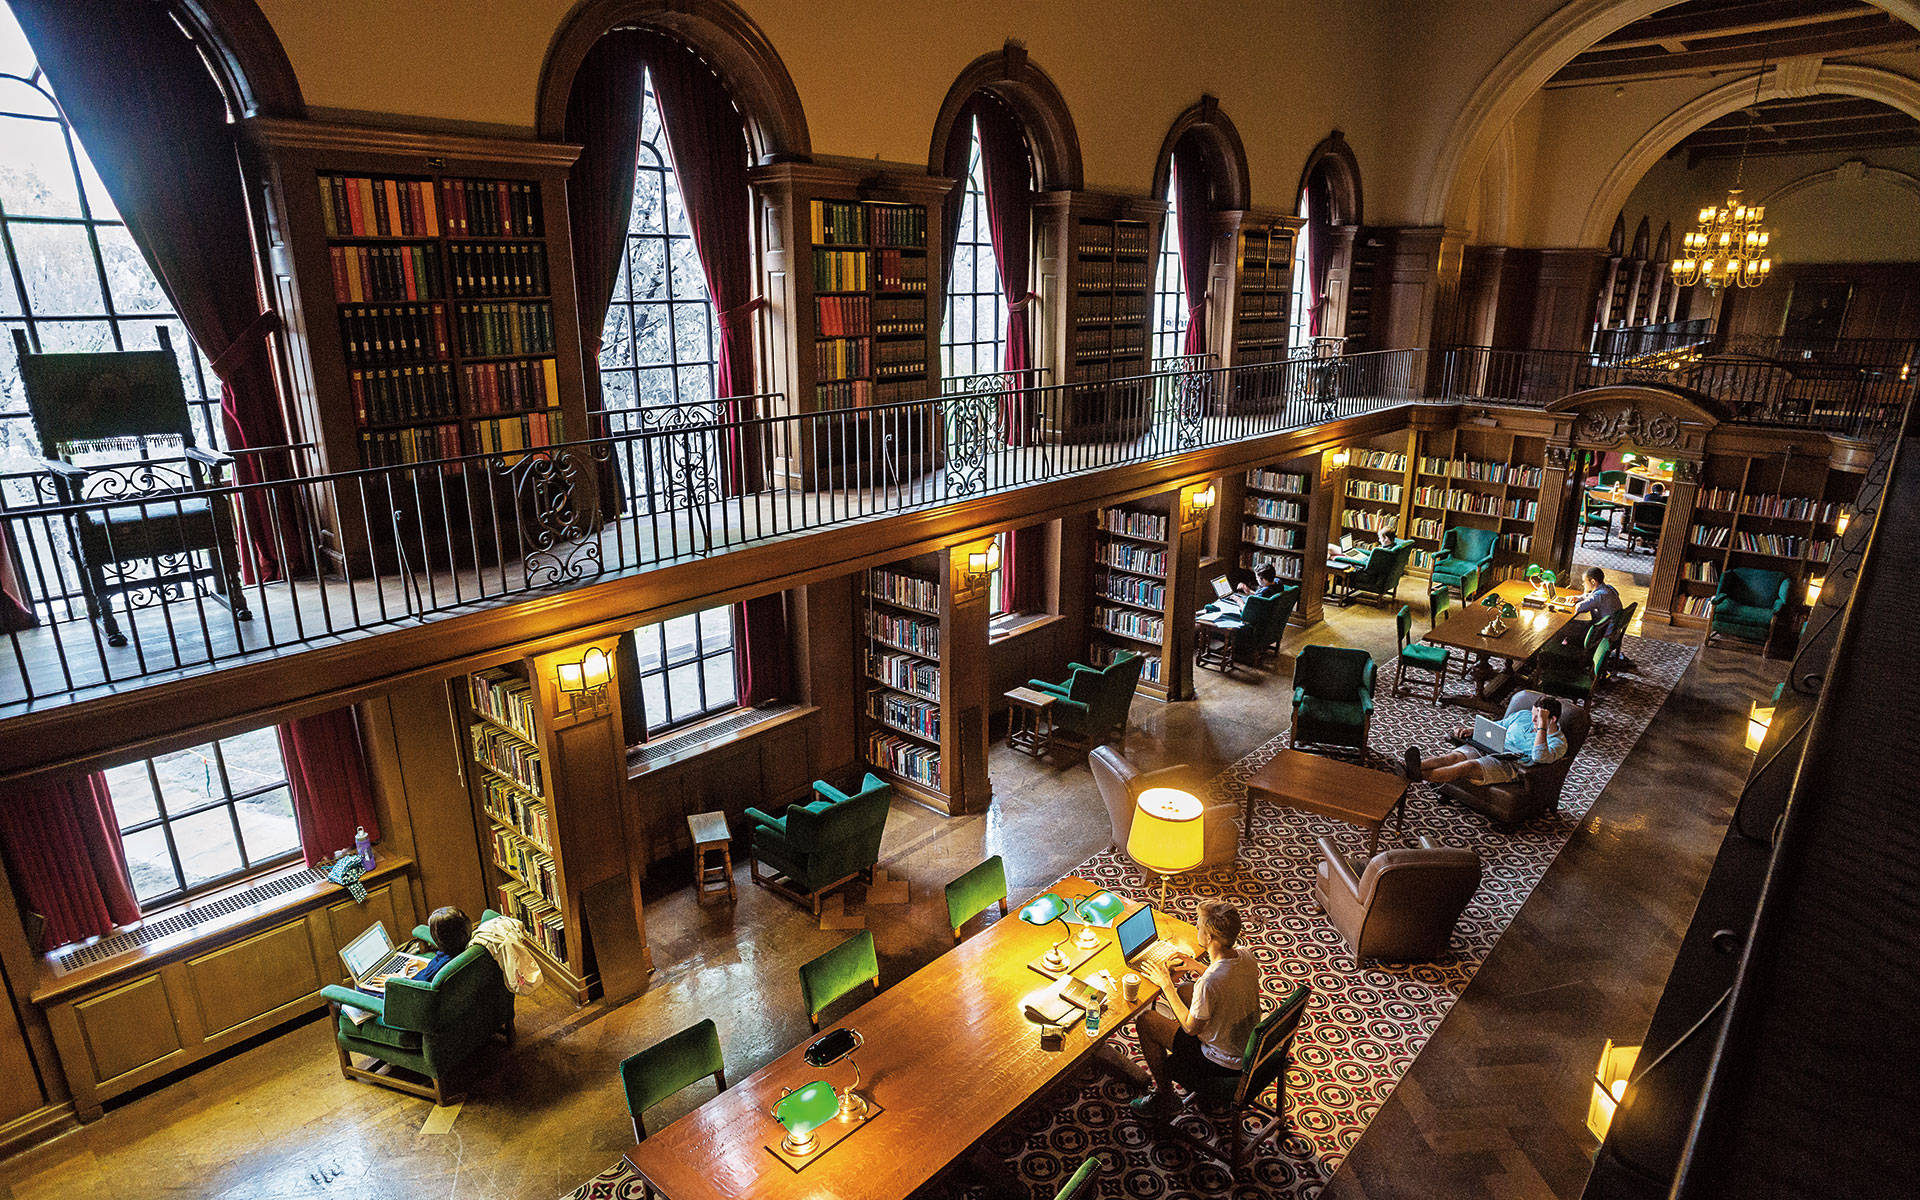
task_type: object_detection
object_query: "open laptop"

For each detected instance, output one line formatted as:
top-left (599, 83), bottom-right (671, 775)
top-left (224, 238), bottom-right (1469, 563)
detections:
top-left (1115, 903), bottom-right (1185, 973)
top-left (1210, 575), bottom-right (1233, 599)
top-left (338, 921), bottom-right (431, 994)
top-left (1461, 714), bottom-right (1516, 757)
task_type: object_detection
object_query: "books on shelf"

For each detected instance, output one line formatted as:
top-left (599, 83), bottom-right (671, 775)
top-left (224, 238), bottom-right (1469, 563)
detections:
top-left (817, 295), bottom-right (871, 338)
top-left (1683, 559), bottom-right (1720, 584)
top-left (1349, 449), bottom-right (1406, 472)
top-left (318, 175), bottom-right (441, 238)
top-left (1678, 594), bottom-right (1716, 618)
top-left (454, 301), bottom-right (554, 357)
top-left (817, 337), bottom-right (870, 381)
top-left (491, 827), bottom-right (559, 904)
top-left (338, 303), bottom-right (448, 367)
top-left (868, 568), bottom-right (940, 614)
top-left (449, 242), bottom-right (550, 298)
top-left (1690, 524), bottom-right (1731, 549)
top-left (865, 688), bottom-right (939, 741)
top-left (463, 358), bottom-right (560, 416)
top-left (329, 244), bottom-right (444, 303)
top-left (1411, 517), bottom-right (1443, 540)
top-left (1246, 496), bottom-right (1304, 523)
top-left (352, 365), bottom-right (458, 426)
top-left (1247, 468), bottom-right (1309, 493)
top-left (1340, 509), bottom-right (1396, 533)
top-left (360, 423), bottom-right (462, 467)
top-left (1245, 550), bottom-right (1303, 580)
top-left (1101, 509), bottom-right (1169, 541)
top-left (1095, 605), bottom-right (1164, 644)
top-left (1738, 494), bottom-right (1841, 521)
top-left (1246, 524), bottom-right (1300, 551)
top-left (1090, 641), bottom-right (1161, 683)
top-left (469, 722), bottom-right (542, 792)
top-left (868, 730), bottom-right (939, 788)
top-left (1096, 540), bottom-right (1167, 578)
top-left (1346, 480), bottom-right (1402, 503)
top-left (1504, 498), bottom-right (1538, 521)
top-left (482, 776), bottom-right (552, 850)
top-left (1096, 571), bottom-right (1166, 609)
top-left (439, 179), bottom-right (544, 238)
top-left (814, 249), bottom-right (869, 292)
top-left (496, 881), bottom-right (566, 961)
top-left (472, 411), bottom-right (563, 455)
top-left (868, 650), bottom-right (938, 701)
top-left (1496, 532), bottom-right (1533, 554)
top-left (866, 609), bottom-right (940, 658)
top-left (1416, 456), bottom-right (1542, 488)
top-left (1731, 531), bottom-right (1812, 558)
top-left (469, 668), bottom-right (538, 739)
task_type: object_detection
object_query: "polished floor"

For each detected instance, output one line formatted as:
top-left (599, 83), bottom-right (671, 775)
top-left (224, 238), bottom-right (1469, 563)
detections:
top-left (0, 598), bottom-right (1762, 1200)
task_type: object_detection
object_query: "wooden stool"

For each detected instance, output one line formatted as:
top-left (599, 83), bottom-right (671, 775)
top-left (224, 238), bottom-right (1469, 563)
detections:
top-left (688, 811), bottom-right (735, 906)
top-left (1003, 687), bottom-right (1057, 757)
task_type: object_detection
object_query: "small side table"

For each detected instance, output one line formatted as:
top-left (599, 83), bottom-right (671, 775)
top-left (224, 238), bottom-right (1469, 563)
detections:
top-left (687, 811), bottom-right (735, 906)
top-left (1004, 687), bottom-right (1057, 757)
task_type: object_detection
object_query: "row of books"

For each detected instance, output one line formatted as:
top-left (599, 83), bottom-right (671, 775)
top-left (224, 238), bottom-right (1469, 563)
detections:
top-left (874, 296), bottom-right (927, 336)
top-left (868, 568), bottom-right (940, 614)
top-left (1248, 468), bottom-right (1309, 494)
top-left (469, 668), bottom-right (539, 740)
top-left (815, 249), bottom-right (871, 292)
top-left (1340, 509), bottom-right (1396, 533)
top-left (1077, 220), bottom-right (1151, 256)
top-left (339, 303), bottom-right (447, 367)
top-left (1095, 606), bottom-right (1164, 644)
top-left (1497, 532), bottom-right (1533, 553)
top-left (466, 358), bottom-right (560, 416)
top-left (1246, 496), bottom-right (1304, 523)
top-left (330, 244), bottom-right (443, 303)
top-left (816, 379), bottom-right (922, 408)
top-left (361, 423), bottom-right (462, 468)
top-left (868, 731), bottom-right (940, 788)
top-left (1074, 295), bottom-right (1150, 325)
top-left (1072, 327), bottom-right (1146, 358)
top-left (1507, 499), bottom-right (1539, 521)
top-left (1245, 550), bottom-right (1304, 580)
top-left (1677, 594), bottom-right (1717, 619)
top-left (1238, 295), bottom-right (1287, 321)
top-left (1246, 523), bottom-right (1301, 551)
top-left (456, 301), bottom-right (554, 358)
top-left (873, 249), bottom-right (927, 292)
top-left (443, 178), bottom-right (544, 239)
top-left (1349, 449), bottom-right (1406, 472)
top-left (473, 410), bottom-right (565, 456)
top-left (1739, 494), bottom-right (1841, 521)
top-left (1077, 259), bottom-right (1150, 292)
top-left (1690, 524), bottom-right (1731, 548)
top-left (1683, 560), bottom-right (1721, 584)
top-left (1101, 507), bottom-right (1168, 541)
top-left (1411, 486), bottom-right (1494, 514)
top-left (318, 175), bottom-right (442, 239)
top-left (818, 295), bottom-right (874, 338)
top-left (868, 651), bottom-right (938, 702)
top-left (865, 688), bottom-right (940, 742)
top-left (495, 881), bottom-right (566, 961)
top-left (1096, 541), bottom-right (1167, 578)
top-left (1732, 531), bottom-right (1818, 558)
top-left (352, 365), bottom-right (457, 427)
top-left (470, 722), bottom-right (542, 792)
top-left (483, 778), bottom-right (552, 851)
top-left (817, 336), bottom-right (870, 381)
top-left (1347, 480), bottom-right (1402, 503)
top-left (448, 243), bottom-right (550, 298)
top-left (1090, 642), bottom-right (1162, 682)
top-left (1417, 456), bottom-right (1542, 488)
top-left (809, 200), bottom-right (928, 248)
top-left (866, 610), bottom-right (940, 657)
top-left (1411, 518), bottom-right (1443, 540)
top-left (1096, 570), bottom-right (1165, 609)
top-left (492, 827), bottom-right (560, 906)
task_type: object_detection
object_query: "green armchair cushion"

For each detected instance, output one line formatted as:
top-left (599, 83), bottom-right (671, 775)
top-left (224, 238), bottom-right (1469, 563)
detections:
top-left (1711, 568), bottom-right (1790, 641)
top-left (1027, 651), bottom-right (1143, 741)
top-left (944, 855), bottom-right (1008, 936)
top-left (749, 775), bottom-right (892, 898)
top-left (620, 1018), bottom-right (724, 1126)
top-left (323, 907), bottom-right (513, 1085)
top-left (1292, 645), bottom-right (1376, 748)
top-left (1430, 527), bottom-right (1498, 592)
top-left (1343, 540), bottom-right (1415, 600)
top-left (801, 929), bottom-right (879, 1023)
top-left (1294, 694), bottom-right (1371, 727)
top-left (1400, 641), bottom-right (1448, 668)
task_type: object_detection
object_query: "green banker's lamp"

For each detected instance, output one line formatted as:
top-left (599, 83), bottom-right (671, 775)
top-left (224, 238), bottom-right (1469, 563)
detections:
top-left (1072, 889), bottom-right (1127, 950)
top-left (1479, 591), bottom-right (1518, 637)
top-left (772, 1079), bottom-right (840, 1157)
top-left (1526, 565), bottom-right (1558, 604)
top-left (1020, 892), bottom-right (1075, 972)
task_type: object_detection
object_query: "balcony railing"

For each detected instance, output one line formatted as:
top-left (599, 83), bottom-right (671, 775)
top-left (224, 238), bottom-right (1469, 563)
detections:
top-left (1715, 332), bottom-right (1920, 369)
top-left (1592, 318), bottom-right (1714, 363)
top-left (0, 350), bottom-right (1427, 710)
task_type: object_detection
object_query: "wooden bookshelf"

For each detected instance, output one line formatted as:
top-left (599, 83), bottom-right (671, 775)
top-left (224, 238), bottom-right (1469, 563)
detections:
top-left (1068, 215), bottom-right (1151, 384)
top-left (859, 547), bottom-right (990, 814)
top-left (1089, 490), bottom-right (1201, 701)
top-left (1228, 220), bottom-right (1296, 367)
top-left (1334, 432), bottom-right (1414, 549)
top-left (1669, 451), bottom-right (1855, 625)
top-left (1342, 233), bottom-right (1382, 351)
top-left (1033, 191), bottom-right (1163, 443)
top-left (1409, 424), bottom-right (1548, 583)
top-left (1226, 453), bottom-right (1330, 626)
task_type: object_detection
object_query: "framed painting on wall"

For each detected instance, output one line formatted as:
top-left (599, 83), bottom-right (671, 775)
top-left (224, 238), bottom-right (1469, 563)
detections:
top-left (1779, 277), bottom-right (1853, 346)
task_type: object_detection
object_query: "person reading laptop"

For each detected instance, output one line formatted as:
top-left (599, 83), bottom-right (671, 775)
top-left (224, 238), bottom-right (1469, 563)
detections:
top-left (1128, 901), bottom-right (1263, 1113)
top-left (1402, 697), bottom-right (1567, 786)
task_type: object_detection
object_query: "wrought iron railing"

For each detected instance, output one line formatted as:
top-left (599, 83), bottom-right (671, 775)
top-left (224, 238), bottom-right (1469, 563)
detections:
top-left (1716, 332), bottom-right (1920, 369)
top-left (1592, 318), bottom-right (1714, 363)
top-left (0, 350), bottom-right (1426, 708)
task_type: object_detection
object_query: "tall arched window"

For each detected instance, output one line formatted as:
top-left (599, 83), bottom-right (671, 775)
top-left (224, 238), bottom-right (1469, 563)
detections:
top-left (1150, 169), bottom-right (1187, 365)
top-left (939, 116), bottom-right (1007, 381)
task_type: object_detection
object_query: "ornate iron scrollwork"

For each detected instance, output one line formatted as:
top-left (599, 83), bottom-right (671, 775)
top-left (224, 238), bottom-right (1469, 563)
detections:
top-left (943, 374), bottom-right (1010, 498)
top-left (504, 446), bottom-right (605, 587)
top-left (1175, 363), bottom-right (1212, 449)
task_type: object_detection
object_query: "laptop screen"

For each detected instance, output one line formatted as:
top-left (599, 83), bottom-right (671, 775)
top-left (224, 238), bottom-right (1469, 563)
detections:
top-left (340, 922), bottom-right (393, 980)
top-left (1116, 904), bottom-right (1159, 959)
top-left (1211, 575), bottom-right (1231, 598)
top-left (1472, 714), bottom-right (1508, 752)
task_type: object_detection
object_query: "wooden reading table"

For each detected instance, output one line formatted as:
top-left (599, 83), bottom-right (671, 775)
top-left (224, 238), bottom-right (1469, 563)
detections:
top-left (1424, 579), bottom-right (1579, 709)
top-left (624, 876), bottom-right (1191, 1200)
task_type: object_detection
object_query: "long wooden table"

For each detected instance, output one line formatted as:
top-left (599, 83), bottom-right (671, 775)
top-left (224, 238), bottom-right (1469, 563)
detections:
top-left (1425, 579), bottom-right (1579, 709)
top-left (624, 876), bottom-right (1193, 1200)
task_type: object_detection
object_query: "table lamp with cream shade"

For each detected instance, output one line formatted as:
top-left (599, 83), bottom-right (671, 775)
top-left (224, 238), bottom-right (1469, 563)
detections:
top-left (1127, 787), bottom-right (1204, 902)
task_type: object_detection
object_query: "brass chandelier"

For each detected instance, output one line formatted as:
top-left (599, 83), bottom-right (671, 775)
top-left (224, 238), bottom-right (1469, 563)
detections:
top-left (1671, 52), bottom-right (1774, 291)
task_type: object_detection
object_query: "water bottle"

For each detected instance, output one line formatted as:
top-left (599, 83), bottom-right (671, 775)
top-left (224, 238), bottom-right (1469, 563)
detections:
top-left (1085, 997), bottom-right (1103, 1037)
top-left (355, 826), bottom-right (373, 868)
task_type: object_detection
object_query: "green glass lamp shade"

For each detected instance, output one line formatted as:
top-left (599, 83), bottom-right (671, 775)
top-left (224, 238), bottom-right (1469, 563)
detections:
top-left (1019, 892), bottom-right (1070, 927)
top-left (1480, 592), bottom-right (1500, 608)
top-left (775, 1080), bottom-right (840, 1150)
top-left (1497, 602), bottom-right (1518, 619)
top-left (1074, 889), bottom-right (1126, 928)
top-left (1525, 565), bottom-right (1542, 582)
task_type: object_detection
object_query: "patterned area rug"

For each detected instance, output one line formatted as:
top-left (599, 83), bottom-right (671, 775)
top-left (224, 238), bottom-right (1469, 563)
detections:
top-left (1572, 539), bottom-right (1655, 582)
top-left (562, 634), bottom-right (1695, 1200)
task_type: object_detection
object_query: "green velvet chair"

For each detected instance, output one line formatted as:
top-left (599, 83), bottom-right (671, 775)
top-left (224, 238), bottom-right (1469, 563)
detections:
top-left (1161, 982), bottom-right (1312, 1176)
top-left (319, 908), bottom-right (515, 1106)
top-left (1597, 469), bottom-right (1628, 489)
top-left (1709, 567), bottom-right (1790, 649)
top-left (1578, 493), bottom-right (1616, 546)
top-left (1333, 539), bottom-right (1414, 607)
top-left (1428, 526), bottom-right (1498, 600)
top-left (1429, 582), bottom-right (1451, 630)
top-left (1026, 651), bottom-right (1145, 747)
top-left (1392, 604), bottom-right (1449, 703)
top-left (800, 929), bottom-right (880, 1029)
top-left (746, 774), bottom-right (893, 914)
top-left (1198, 584), bottom-right (1298, 672)
top-left (1626, 499), bottom-right (1667, 554)
top-left (944, 855), bottom-right (1008, 941)
top-left (1290, 645), bottom-right (1376, 753)
top-left (1055, 1154), bottom-right (1103, 1198)
top-left (1537, 634), bottom-right (1611, 705)
top-left (620, 1018), bottom-right (727, 1141)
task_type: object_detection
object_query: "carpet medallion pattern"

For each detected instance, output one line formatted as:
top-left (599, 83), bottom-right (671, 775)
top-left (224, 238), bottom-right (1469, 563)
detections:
top-left (564, 634), bottom-right (1695, 1200)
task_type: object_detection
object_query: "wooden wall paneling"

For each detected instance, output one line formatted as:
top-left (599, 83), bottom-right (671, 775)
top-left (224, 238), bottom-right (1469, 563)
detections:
top-left (1363, 226), bottom-right (1465, 356)
top-left (59, 974), bottom-right (184, 1111)
top-left (942, 540), bottom-right (994, 813)
top-left (1165, 487), bottom-right (1206, 702)
top-left (796, 575), bottom-right (859, 772)
top-left (1055, 512), bottom-right (1096, 667)
top-left (0, 957), bottom-right (44, 1129)
top-left (0, 849), bottom-right (56, 1129)
top-left (1456, 245), bottom-right (1508, 350)
top-left (184, 919), bottom-right (323, 1040)
top-left (1529, 250), bottom-right (1610, 353)
top-left (1298, 452), bottom-right (1332, 625)
top-left (382, 680), bottom-right (488, 921)
top-left (1323, 225), bottom-right (1360, 345)
top-left (1212, 471), bottom-right (1248, 564)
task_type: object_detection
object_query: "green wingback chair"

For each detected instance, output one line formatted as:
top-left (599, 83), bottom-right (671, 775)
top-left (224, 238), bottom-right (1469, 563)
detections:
top-left (1199, 585), bottom-right (1299, 672)
top-left (746, 774), bottom-right (893, 913)
top-left (1291, 645), bottom-right (1376, 753)
top-left (1626, 499), bottom-right (1667, 554)
top-left (1335, 539), bottom-right (1415, 606)
top-left (1429, 526), bottom-right (1498, 600)
top-left (1027, 651), bottom-right (1144, 747)
top-left (1709, 567), bottom-right (1791, 648)
top-left (320, 908), bottom-right (515, 1106)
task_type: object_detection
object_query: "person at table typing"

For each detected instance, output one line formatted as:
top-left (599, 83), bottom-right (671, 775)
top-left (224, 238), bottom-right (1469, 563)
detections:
top-left (1402, 697), bottom-right (1566, 786)
top-left (1550, 567), bottom-right (1622, 648)
top-left (1128, 902), bottom-right (1263, 1113)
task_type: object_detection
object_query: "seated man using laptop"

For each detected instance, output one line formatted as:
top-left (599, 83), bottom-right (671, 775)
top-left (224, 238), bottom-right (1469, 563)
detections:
top-left (1402, 697), bottom-right (1567, 786)
top-left (1128, 901), bottom-right (1263, 1113)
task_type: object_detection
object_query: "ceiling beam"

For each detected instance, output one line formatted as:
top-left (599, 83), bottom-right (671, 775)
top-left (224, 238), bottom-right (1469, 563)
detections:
top-left (1549, 21), bottom-right (1917, 86)
top-left (1592, 0), bottom-right (1878, 51)
top-left (1682, 113), bottom-right (1919, 144)
top-left (1685, 128), bottom-right (1920, 165)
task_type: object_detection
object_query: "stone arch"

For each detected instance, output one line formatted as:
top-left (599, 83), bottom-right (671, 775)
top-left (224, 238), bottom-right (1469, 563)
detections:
top-left (1148, 96), bottom-right (1252, 211)
top-left (927, 42), bottom-right (1083, 192)
top-left (536, 0), bottom-right (810, 163)
top-left (1762, 158), bottom-right (1920, 208)
top-left (1296, 129), bottom-right (1363, 226)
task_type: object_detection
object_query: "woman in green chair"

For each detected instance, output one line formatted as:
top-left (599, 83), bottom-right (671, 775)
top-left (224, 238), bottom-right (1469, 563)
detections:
top-left (417, 907), bottom-right (472, 983)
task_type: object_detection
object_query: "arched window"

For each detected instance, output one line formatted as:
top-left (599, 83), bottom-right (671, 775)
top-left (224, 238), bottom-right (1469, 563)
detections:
top-left (1151, 169), bottom-right (1187, 365)
top-left (1288, 188), bottom-right (1314, 352)
top-left (939, 116), bottom-right (1007, 380)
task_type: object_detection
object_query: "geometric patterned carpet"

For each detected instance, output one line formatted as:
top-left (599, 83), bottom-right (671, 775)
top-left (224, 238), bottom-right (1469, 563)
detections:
top-left (1572, 539), bottom-right (1656, 583)
top-left (563, 633), bottom-right (1696, 1200)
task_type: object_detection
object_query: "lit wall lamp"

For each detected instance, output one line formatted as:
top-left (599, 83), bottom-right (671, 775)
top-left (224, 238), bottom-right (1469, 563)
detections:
top-left (556, 646), bottom-right (612, 714)
top-left (1189, 483), bottom-right (1216, 516)
top-left (1586, 1039), bottom-right (1640, 1140)
top-left (1805, 576), bottom-right (1824, 608)
top-left (1835, 510), bottom-right (1851, 536)
top-left (1746, 700), bottom-right (1774, 753)
top-left (964, 538), bottom-right (1002, 585)
top-left (1330, 448), bottom-right (1351, 469)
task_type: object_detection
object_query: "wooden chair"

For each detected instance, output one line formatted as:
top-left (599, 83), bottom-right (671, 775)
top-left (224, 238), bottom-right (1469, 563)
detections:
top-left (944, 856), bottom-right (1008, 941)
top-left (1162, 983), bottom-right (1313, 1176)
top-left (1429, 582), bottom-right (1451, 631)
top-left (800, 930), bottom-right (880, 1030)
top-left (1392, 604), bottom-right (1448, 704)
top-left (620, 1019), bottom-right (727, 1141)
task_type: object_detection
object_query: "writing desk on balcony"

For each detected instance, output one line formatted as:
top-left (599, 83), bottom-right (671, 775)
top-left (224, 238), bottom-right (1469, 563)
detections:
top-left (624, 875), bottom-right (1183, 1200)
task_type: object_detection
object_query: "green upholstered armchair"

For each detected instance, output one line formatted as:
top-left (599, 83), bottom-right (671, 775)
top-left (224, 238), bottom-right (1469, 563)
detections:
top-left (1157, 983), bottom-right (1312, 1173)
top-left (1710, 567), bottom-right (1790, 648)
top-left (1537, 635), bottom-right (1610, 704)
top-left (1291, 645), bottom-right (1376, 753)
top-left (1335, 539), bottom-right (1414, 607)
top-left (1578, 494), bottom-right (1615, 546)
top-left (1238, 584), bottom-right (1298, 666)
top-left (320, 908), bottom-right (515, 1106)
top-left (1429, 527), bottom-right (1498, 600)
top-left (1026, 651), bottom-right (1144, 747)
top-left (746, 774), bottom-right (893, 913)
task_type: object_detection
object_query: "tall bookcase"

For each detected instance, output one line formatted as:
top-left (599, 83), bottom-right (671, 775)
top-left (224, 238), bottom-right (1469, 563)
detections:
top-left (1089, 490), bottom-right (1201, 701)
top-left (859, 545), bottom-right (990, 815)
top-left (242, 119), bottom-right (589, 572)
top-left (1067, 215), bottom-right (1152, 384)
top-left (1336, 433), bottom-right (1413, 548)
top-left (454, 637), bottom-right (642, 1004)
top-left (1672, 452), bottom-right (1856, 623)
top-left (808, 198), bottom-right (930, 409)
top-left (1342, 233), bottom-right (1382, 351)
top-left (1240, 461), bottom-right (1313, 583)
top-left (1227, 221), bottom-right (1296, 367)
top-left (1033, 192), bottom-right (1164, 443)
top-left (1409, 425), bottom-right (1547, 582)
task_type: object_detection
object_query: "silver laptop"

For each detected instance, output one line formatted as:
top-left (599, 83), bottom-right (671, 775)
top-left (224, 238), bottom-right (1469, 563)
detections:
top-left (338, 921), bottom-right (430, 994)
top-left (1115, 903), bottom-right (1183, 972)
top-left (1468, 714), bottom-right (1510, 756)
top-left (1211, 575), bottom-right (1232, 598)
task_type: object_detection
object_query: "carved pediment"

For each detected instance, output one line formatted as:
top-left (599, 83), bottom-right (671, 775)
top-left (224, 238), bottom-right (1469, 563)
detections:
top-left (1546, 385), bottom-right (1724, 457)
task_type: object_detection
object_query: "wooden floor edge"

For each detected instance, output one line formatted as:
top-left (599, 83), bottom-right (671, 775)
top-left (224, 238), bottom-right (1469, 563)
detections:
top-left (0, 1100), bottom-right (78, 1160)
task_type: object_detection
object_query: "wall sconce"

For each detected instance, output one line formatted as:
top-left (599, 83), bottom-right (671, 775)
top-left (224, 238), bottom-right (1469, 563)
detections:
top-left (964, 538), bottom-right (1001, 585)
top-left (1746, 700), bottom-right (1774, 753)
top-left (556, 646), bottom-right (612, 714)
top-left (1835, 510), bottom-right (1851, 536)
top-left (1805, 576), bottom-right (1824, 608)
top-left (1586, 1040), bottom-right (1640, 1140)
top-left (1330, 448), bottom-right (1351, 469)
top-left (1189, 483), bottom-right (1216, 515)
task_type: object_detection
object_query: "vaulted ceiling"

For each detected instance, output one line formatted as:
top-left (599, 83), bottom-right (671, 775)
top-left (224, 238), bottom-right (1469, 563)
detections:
top-left (1667, 94), bottom-right (1920, 164)
top-left (1547, 0), bottom-right (1920, 88)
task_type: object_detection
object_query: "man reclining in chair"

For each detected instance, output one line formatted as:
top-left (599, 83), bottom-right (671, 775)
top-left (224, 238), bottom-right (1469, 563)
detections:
top-left (1401, 697), bottom-right (1567, 786)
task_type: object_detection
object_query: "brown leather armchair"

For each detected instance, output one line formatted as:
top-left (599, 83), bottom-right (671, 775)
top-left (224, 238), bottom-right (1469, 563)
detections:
top-left (1312, 835), bottom-right (1482, 961)
top-left (1437, 688), bottom-right (1591, 826)
top-left (1088, 745), bottom-right (1239, 867)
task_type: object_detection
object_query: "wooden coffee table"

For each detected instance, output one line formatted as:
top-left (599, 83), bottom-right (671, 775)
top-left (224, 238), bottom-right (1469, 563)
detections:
top-left (1242, 748), bottom-right (1408, 854)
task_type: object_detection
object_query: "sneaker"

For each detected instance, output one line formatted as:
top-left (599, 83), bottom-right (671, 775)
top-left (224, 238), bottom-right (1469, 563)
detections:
top-left (1129, 1089), bottom-right (1168, 1114)
top-left (1403, 746), bottom-right (1423, 781)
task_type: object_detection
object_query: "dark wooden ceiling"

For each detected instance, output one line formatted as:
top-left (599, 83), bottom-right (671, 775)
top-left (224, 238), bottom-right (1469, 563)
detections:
top-left (1547, 0), bottom-right (1920, 88)
top-left (1666, 94), bottom-right (1920, 164)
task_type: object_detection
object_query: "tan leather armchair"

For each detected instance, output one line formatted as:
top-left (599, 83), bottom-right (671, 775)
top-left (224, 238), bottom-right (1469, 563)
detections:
top-left (1312, 835), bottom-right (1482, 961)
top-left (1088, 745), bottom-right (1239, 867)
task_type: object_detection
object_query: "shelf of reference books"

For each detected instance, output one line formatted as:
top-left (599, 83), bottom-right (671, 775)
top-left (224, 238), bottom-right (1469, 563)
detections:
top-left (811, 199), bottom-right (929, 409)
top-left (1091, 504), bottom-right (1169, 691)
top-left (1242, 466), bottom-right (1310, 582)
top-left (1071, 217), bottom-right (1151, 384)
top-left (465, 667), bottom-right (567, 964)
top-left (1233, 224), bottom-right (1293, 366)
top-left (862, 564), bottom-right (943, 794)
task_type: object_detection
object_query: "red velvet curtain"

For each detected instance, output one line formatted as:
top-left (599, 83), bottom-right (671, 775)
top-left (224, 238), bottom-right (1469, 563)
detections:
top-left (1172, 133), bottom-right (1214, 358)
top-left (939, 101), bottom-right (978, 300)
top-left (731, 593), bottom-right (790, 707)
top-left (973, 97), bottom-right (1035, 442)
top-left (14, 0), bottom-right (306, 582)
top-left (1304, 166), bottom-right (1336, 339)
top-left (0, 773), bottom-right (140, 951)
top-left (277, 707), bottom-right (381, 867)
top-left (1008, 525), bottom-right (1046, 613)
top-left (0, 528), bottom-right (34, 631)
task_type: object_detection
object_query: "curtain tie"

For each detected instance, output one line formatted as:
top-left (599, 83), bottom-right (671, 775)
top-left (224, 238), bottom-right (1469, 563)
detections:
top-left (1007, 295), bottom-right (1031, 314)
top-left (210, 308), bottom-right (280, 381)
top-left (718, 297), bottom-right (767, 332)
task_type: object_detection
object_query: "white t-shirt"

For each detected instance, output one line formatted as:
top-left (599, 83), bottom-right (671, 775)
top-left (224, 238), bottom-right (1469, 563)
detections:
top-left (1191, 952), bottom-right (1263, 1069)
